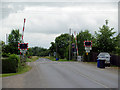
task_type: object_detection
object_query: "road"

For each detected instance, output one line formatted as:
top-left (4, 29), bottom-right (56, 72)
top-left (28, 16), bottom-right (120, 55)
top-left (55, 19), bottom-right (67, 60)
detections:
top-left (2, 58), bottom-right (118, 88)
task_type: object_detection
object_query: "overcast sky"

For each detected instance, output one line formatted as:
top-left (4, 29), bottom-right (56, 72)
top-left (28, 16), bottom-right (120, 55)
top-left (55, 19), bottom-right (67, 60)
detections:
top-left (0, 0), bottom-right (119, 49)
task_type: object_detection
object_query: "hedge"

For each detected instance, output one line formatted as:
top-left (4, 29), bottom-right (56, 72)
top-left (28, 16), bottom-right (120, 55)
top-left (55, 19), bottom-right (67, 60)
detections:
top-left (2, 54), bottom-right (20, 73)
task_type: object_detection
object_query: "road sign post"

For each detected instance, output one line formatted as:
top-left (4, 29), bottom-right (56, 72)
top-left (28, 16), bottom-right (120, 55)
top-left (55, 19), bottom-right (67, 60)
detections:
top-left (84, 41), bottom-right (92, 61)
top-left (84, 41), bottom-right (92, 54)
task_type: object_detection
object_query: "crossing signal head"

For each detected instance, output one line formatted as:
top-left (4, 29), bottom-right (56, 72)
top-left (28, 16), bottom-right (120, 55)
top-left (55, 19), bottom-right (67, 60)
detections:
top-left (84, 41), bottom-right (92, 47)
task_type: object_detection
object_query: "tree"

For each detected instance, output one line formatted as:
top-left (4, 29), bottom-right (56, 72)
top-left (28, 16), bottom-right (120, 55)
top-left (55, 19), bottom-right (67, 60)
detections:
top-left (49, 42), bottom-right (56, 56)
top-left (95, 20), bottom-right (116, 53)
top-left (55, 33), bottom-right (71, 59)
top-left (113, 33), bottom-right (120, 55)
top-left (0, 41), bottom-right (5, 54)
top-left (28, 47), bottom-right (49, 56)
top-left (8, 29), bottom-right (22, 54)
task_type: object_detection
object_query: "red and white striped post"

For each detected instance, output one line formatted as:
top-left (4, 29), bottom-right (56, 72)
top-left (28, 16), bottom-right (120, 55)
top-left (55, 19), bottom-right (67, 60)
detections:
top-left (22, 18), bottom-right (26, 41)
top-left (19, 18), bottom-right (26, 55)
top-left (74, 31), bottom-right (79, 56)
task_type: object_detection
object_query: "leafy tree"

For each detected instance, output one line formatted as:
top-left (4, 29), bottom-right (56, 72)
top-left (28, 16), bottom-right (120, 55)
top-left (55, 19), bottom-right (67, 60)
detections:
top-left (1, 41), bottom-right (5, 52)
top-left (28, 47), bottom-right (49, 56)
top-left (113, 33), bottom-right (120, 55)
top-left (55, 33), bottom-right (71, 59)
top-left (8, 29), bottom-right (22, 54)
top-left (1, 41), bottom-right (11, 57)
top-left (49, 42), bottom-right (56, 56)
top-left (0, 41), bottom-right (5, 56)
top-left (95, 20), bottom-right (116, 53)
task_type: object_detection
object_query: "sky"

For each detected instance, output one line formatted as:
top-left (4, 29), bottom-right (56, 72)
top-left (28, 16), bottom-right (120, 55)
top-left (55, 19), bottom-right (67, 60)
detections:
top-left (0, 0), bottom-right (119, 49)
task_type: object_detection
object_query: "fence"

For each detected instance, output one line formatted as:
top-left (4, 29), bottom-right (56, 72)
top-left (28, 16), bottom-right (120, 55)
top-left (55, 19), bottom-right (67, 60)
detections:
top-left (90, 52), bottom-right (120, 67)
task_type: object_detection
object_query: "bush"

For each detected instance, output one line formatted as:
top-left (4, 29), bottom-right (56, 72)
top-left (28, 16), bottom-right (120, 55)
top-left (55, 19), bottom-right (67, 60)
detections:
top-left (2, 53), bottom-right (10, 57)
top-left (2, 54), bottom-right (20, 73)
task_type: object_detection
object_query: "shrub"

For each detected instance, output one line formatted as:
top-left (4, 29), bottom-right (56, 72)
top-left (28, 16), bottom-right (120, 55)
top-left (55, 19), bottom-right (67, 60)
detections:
top-left (2, 54), bottom-right (20, 73)
top-left (2, 53), bottom-right (10, 57)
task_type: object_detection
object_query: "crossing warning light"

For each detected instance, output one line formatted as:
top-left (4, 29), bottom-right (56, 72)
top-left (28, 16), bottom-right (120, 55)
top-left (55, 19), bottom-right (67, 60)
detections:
top-left (84, 41), bottom-right (92, 53)
top-left (18, 43), bottom-right (28, 50)
top-left (84, 41), bottom-right (92, 47)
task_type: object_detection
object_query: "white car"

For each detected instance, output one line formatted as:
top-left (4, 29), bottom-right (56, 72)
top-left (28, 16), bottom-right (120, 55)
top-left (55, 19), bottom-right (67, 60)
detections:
top-left (97, 52), bottom-right (111, 66)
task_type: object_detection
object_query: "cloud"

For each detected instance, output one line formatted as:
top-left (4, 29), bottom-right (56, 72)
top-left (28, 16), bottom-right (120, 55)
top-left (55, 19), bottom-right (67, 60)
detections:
top-left (24, 33), bottom-right (60, 48)
top-left (1, 0), bottom-right (119, 2)
top-left (1, 2), bottom-right (118, 48)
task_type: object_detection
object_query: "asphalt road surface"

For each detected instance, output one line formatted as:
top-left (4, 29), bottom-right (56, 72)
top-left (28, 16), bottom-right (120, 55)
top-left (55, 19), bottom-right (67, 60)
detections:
top-left (2, 58), bottom-right (118, 88)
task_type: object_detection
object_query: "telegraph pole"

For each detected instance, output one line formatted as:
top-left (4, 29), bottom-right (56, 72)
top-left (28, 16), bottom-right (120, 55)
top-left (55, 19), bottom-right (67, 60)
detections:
top-left (69, 28), bottom-right (71, 60)
top-left (6, 34), bottom-right (8, 45)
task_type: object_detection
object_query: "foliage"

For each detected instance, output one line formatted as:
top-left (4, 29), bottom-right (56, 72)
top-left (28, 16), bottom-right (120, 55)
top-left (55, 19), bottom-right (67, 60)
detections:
top-left (49, 42), bottom-right (56, 56)
top-left (113, 33), bottom-right (120, 55)
top-left (2, 29), bottom-right (22, 56)
top-left (55, 33), bottom-right (71, 59)
top-left (95, 20), bottom-right (116, 53)
top-left (8, 29), bottom-right (22, 54)
top-left (2, 54), bottom-right (20, 73)
top-left (2, 53), bottom-right (11, 57)
top-left (27, 47), bottom-right (49, 57)
top-left (49, 33), bottom-right (72, 59)
top-left (1, 65), bottom-right (32, 77)
top-left (8, 29), bottom-right (22, 43)
top-left (26, 56), bottom-right (39, 62)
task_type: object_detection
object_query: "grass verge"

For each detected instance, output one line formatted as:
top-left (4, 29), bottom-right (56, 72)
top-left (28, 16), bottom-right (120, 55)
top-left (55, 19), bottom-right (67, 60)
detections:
top-left (1, 65), bottom-right (32, 77)
top-left (1, 56), bottom-right (39, 77)
top-left (26, 56), bottom-right (39, 62)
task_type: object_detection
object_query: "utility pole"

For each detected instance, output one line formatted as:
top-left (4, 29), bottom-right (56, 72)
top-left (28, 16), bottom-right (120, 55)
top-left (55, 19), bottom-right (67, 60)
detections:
top-left (6, 34), bottom-right (8, 45)
top-left (69, 28), bottom-right (71, 60)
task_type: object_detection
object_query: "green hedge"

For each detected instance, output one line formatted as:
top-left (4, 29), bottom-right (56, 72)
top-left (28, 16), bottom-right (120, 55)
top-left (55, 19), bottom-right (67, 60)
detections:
top-left (2, 54), bottom-right (20, 73)
top-left (2, 53), bottom-right (10, 57)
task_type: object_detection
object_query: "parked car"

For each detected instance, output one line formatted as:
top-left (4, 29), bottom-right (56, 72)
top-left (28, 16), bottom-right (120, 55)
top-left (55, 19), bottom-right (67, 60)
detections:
top-left (97, 52), bottom-right (111, 66)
